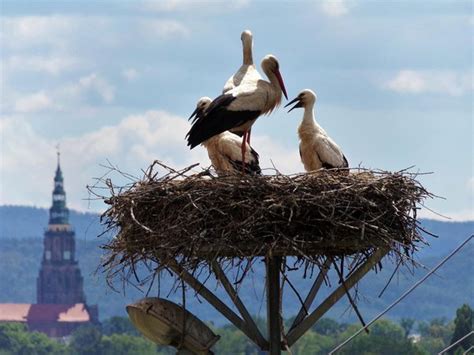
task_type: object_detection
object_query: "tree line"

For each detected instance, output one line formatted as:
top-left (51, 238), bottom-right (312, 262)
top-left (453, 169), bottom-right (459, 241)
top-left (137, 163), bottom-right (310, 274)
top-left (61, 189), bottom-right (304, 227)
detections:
top-left (0, 304), bottom-right (471, 354)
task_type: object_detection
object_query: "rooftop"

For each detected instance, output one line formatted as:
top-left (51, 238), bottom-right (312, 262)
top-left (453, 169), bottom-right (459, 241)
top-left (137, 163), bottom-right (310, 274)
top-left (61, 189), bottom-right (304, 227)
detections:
top-left (0, 303), bottom-right (91, 323)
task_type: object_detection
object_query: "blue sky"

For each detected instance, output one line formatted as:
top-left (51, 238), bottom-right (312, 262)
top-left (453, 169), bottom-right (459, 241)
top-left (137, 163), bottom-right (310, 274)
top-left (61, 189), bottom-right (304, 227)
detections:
top-left (0, 0), bottom-right (472, 220)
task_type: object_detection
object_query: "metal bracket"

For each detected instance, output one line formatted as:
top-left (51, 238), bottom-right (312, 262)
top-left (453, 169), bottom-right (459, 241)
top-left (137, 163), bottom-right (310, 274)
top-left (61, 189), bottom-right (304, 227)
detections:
top-left (211, 261), bottom-right (268, 350)
top-left (285, 248), bottom-right (390, 346)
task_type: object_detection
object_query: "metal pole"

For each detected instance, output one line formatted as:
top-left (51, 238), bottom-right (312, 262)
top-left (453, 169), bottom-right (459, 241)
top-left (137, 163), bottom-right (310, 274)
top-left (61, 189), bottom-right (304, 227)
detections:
top-left (266, 256), bottom-right (282, 355)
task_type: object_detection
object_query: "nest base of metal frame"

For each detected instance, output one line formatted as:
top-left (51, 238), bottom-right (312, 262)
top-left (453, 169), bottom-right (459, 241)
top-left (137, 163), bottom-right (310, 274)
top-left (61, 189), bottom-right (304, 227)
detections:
top-left (164, 248), bottom-right (389, 354)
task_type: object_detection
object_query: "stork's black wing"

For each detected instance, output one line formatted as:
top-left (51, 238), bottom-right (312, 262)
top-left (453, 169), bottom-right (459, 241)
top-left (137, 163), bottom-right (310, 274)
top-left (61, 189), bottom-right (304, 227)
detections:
top-left (319, 153), bottom-right (349, 172)
top-left (228, 149), bottom-right (261, 175)
top-left (186, 94), bottom-right (261, 149)
top-left (342, 154), bottom-right (349, 168)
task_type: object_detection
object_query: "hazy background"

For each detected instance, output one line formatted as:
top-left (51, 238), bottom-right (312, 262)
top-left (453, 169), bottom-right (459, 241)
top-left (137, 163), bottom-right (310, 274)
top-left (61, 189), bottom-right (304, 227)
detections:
top-left (1, 0), bottom-right (473, 218)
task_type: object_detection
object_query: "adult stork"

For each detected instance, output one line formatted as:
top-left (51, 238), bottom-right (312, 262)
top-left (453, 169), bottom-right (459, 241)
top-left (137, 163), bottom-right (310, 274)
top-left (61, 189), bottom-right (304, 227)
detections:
top-left (222, 30), bottom-right (262, 94)
top-left (285, 89), bottom-right (349, 172)
top-left (222, 30), bottom-right (262, 141)
top-left (186, 54), bottom-right (288, 166)
top-left (189, 97), bottom-right (261, 175)
top-left (188, 30), bottom-right (259, 128)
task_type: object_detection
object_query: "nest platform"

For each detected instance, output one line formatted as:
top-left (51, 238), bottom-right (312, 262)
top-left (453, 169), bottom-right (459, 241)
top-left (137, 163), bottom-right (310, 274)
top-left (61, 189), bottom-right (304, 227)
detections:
top-left (100, 163), bottom-right (429, 272)
top-left (96, 162), bottom-right (433, 354)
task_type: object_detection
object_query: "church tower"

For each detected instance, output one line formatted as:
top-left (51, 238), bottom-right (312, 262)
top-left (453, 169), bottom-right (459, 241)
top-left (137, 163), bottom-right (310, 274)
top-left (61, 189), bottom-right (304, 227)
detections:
top-left (37, 152), bottom-right (86, 304)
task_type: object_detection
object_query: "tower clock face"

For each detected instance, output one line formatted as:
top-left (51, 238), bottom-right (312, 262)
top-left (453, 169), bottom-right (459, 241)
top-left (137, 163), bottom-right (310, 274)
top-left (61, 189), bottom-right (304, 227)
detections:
top-left (45, 251), bottom-right (51, 260)
top-left (63, 251), bottom-right (71, 260)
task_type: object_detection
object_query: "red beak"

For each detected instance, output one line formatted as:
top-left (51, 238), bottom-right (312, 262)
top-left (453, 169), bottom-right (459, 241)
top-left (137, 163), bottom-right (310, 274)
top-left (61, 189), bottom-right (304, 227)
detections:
top-left (274, 70), bottom-right (288, 100)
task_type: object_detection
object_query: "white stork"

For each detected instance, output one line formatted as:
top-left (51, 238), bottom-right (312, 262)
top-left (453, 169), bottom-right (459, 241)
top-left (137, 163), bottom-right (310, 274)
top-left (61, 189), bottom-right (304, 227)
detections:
top-left (222, 30), bottom-right (262, 141)
top-left (189, 97), bottom-right (261, 175)
top-left (285, 89), bottom-right (349, 172)
top-left (186, 54), bottom-right (288, 167)
top-left (222, 30), bottom-right (262, 94)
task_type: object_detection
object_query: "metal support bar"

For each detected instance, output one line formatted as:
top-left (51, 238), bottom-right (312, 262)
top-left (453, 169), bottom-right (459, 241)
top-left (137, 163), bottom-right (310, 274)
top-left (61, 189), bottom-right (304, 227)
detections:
top-left (211, 261), bottom-right (268, 350)
top-left (266, 256), bottom-right (283, 355)
top-left (286, 248), bottom-right (389, 347)
top-left (289, 258), bottom-right (331, 332)
top-left (166, 261), bottom-right (258, 345)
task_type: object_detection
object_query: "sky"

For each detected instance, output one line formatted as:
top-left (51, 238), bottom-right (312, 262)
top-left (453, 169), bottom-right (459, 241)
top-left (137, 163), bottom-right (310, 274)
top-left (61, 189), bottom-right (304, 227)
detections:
top-left (0, 0), bottom-right (472, 220)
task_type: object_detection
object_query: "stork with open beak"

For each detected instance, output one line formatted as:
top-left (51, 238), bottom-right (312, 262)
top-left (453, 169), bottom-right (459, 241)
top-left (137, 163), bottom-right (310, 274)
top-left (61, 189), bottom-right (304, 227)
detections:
top-left (186, 55), bottom-right (288, 168)
top-left (285, 89), bottom-right (349, 172)
top-left (189, 97), bottom-right (261, 175)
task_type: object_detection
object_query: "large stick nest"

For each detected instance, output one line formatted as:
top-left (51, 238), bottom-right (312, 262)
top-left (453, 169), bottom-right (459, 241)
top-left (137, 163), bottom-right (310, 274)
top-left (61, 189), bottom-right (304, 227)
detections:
top-left (95, 162), bottom-right (433, 285)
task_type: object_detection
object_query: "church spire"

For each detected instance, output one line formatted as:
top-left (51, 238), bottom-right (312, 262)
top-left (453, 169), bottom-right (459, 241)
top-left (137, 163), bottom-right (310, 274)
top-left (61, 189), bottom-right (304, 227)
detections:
top-left (49, 147), bottom-right (69, 225)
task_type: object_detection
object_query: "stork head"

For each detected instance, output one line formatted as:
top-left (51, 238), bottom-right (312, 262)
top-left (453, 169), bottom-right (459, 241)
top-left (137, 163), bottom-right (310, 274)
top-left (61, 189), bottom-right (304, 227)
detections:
top-left (189, 97), bottom-right (212, 122)
top-left (241, 30), bottom-right (253, 44)
top-left (285, 89), bottom-right (317, 112)
top-left (261, 54), bottom-right (288, 100)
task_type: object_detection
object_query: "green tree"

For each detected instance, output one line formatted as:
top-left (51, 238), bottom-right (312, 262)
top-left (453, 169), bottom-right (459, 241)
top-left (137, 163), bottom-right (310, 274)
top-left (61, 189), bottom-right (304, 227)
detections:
top-left (417, 318), bottom-right (454, 354)
top-left (99, 334), bottom-right (157, 355)
top-left (449, 304), bottom-right (473, 353)
top-left (338, 319), bottom-right (426, 355)
top-left (101, 316), bottom-right (139, 336)
top-left (0, 323), bottom-right (67, 355)
top-left (212, 325), bottom-right (260, 354)
top-left (400, 318), bottom-right (415, 338)
top-left (291, 330), bottom-right (335, 354)
top-left (312, 318), bottom-right (341, 336)
top-left (69, 325), bottom-right (102, 355)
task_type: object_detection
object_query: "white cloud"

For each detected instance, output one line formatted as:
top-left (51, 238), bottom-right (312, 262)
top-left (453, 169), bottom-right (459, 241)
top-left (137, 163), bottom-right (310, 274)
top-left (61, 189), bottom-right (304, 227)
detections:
top-left (0, 16), bottom-right (75, 49)
top-left (14, 91), bottom-right (54, 113)
top-left (5, 55), bottom-right (81, 75)
top-left (251, 136), bottom-right (302, 174)
top-left (0, 110), bottom-right (304, 211)
top-left (143, 0), bottom-right (250, 12)
top-left (77, 74), bottom-right (115, 103)
top-left (418, 208), bottom-right (474, 222)
top-left (1, 73), bottom-right (116, 115)
top-left (1, 111), bottom-right (471, 218)
top-left (0, 111), bottom-right (205, 211)
top-left (320, 0), bottom-right (350, 17)
top-left (385, 70), bottom-right (473, 96)
top-left (0, 118), bottom-right (54, 205)
top-left (140, 19), bottom-right (190, 39)
top-left (122, 68), bottom-right (140, 81)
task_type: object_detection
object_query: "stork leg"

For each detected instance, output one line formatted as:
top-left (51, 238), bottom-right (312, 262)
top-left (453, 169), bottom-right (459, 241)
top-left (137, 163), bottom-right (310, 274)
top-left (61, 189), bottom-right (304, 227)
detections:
top-left (241, 131), bottom-right (248, 173)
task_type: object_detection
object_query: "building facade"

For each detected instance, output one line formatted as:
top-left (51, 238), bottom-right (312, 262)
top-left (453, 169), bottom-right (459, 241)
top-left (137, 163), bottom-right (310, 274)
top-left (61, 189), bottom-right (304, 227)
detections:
top-left (37, 158), bottom-right (86, 305)
top-left (0, 153), bottom-right (98, 338)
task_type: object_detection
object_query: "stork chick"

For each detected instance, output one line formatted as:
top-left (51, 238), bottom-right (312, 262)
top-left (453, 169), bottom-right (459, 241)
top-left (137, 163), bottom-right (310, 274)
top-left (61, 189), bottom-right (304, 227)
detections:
top-left (189, 97), bottom-right (261, 175)
top-left (285, 89), bottom-right (348, 172)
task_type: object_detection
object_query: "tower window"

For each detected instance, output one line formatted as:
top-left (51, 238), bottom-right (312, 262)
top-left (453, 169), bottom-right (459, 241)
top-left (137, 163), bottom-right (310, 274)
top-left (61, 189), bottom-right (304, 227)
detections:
top-left (53, 194), bottom-right (65, 201)
top-left (63, 251), bottom-right (71, 260)
top-left (45, 251), bottom-right (51, 260)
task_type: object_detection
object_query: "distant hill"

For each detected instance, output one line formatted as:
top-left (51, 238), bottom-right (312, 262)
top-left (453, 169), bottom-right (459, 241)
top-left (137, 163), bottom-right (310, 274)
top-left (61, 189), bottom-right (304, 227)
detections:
top-left (0, 205), bottom-right (103, 241)
top-left (0, 205), bottom-right (472, 323)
